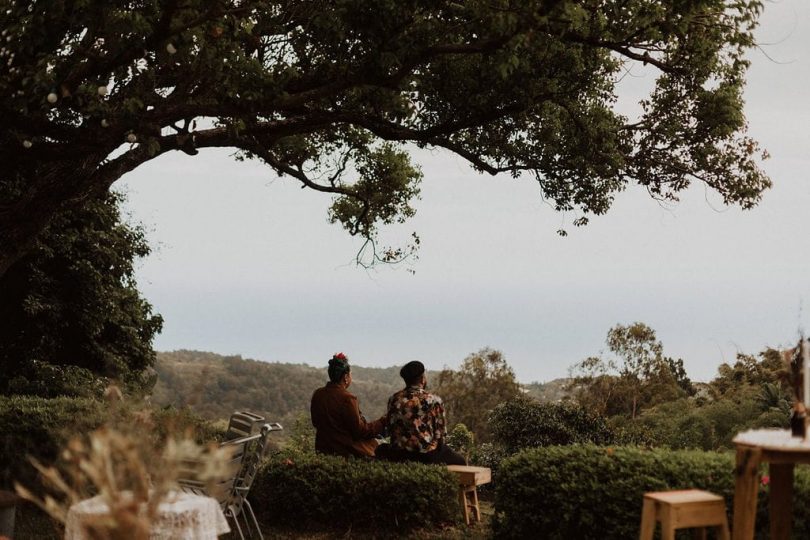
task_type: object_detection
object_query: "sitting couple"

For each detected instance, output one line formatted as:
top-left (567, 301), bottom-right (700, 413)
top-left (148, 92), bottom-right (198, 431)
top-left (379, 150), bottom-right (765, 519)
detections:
top-left (310, 352), bottom-right (466, 465)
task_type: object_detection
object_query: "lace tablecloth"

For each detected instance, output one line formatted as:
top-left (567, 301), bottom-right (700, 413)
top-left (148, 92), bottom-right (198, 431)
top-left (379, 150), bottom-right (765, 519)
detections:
top-left (65, 491), bottom-right (230, 540)
top-left (733, 428), bottom-right (810, 451)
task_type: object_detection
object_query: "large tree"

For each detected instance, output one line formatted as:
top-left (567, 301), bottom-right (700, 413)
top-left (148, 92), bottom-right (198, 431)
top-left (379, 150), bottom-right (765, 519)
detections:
top-left (0, 191), bottom-right (163, 397)
top-left (0, 0), bottom-right (769, 276)
top-left (569, 322), bottom-right (692, 418)
top-left (435, 347), bottom-right (522, 441)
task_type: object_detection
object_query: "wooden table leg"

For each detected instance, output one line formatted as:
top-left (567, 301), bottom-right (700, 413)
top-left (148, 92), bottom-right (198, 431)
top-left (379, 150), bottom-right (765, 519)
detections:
top-left (732, 447), bottom-right (761, 540)
top-left (769, 462), bottom-right (794, 540)
top-left (639, 498), bottom-right (656, 540)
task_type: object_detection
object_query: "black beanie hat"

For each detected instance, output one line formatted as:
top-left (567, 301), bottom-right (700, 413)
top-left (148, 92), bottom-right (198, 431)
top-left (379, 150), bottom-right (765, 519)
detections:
top-left (400, 360), bottom-right (425, 384)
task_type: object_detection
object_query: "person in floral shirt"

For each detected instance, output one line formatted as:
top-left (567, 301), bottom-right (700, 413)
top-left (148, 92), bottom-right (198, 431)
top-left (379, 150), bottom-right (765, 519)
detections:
top-left (378, 360), bottom-right (466, 465)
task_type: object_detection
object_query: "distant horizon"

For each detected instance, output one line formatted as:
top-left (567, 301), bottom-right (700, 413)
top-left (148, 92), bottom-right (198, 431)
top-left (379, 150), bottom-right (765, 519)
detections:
top-left (155, 347), bottom-right (742, 385)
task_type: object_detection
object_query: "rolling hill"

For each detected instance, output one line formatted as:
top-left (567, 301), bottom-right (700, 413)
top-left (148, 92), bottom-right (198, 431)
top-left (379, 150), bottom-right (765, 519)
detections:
top-left (151, 350), bottom-right (571, 429)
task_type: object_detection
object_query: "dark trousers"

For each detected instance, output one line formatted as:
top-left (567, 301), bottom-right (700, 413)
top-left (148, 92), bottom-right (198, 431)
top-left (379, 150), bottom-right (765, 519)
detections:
top-left (376, 442), bottom-right (466, 465)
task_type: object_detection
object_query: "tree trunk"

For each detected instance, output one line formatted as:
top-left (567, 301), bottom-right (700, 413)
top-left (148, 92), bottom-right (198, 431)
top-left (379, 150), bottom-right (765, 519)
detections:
top-left (0, 158), bottom-right (108, 278)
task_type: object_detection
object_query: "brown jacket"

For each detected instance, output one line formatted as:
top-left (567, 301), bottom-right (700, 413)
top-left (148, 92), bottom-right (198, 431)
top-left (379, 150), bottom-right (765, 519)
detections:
top-left (310, 382), bottom-right (384, 458)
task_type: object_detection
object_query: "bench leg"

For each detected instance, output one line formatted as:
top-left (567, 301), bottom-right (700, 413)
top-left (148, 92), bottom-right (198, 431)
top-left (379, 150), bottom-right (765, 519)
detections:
top-left (469, 487), bottom-right (480, 523)
top-left (458, 489), bottom-right (470, 525)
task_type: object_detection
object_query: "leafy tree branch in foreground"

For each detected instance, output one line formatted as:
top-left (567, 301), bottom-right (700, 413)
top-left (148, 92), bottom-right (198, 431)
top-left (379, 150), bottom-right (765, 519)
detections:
top-left (0, 0), bottom-right (770, 276)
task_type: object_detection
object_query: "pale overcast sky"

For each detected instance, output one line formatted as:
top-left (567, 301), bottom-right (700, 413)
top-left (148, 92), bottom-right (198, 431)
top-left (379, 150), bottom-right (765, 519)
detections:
top-left (120, 0), bottom-right (810, 383)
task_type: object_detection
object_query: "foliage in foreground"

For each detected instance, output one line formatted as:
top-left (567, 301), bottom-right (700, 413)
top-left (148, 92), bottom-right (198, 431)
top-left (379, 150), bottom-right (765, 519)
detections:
top-left (250, 451), bottom-right (459, 531)
top-left (493, 445), bottom-right (810, 539)
top-left (0, 395), bottom-right (222, 490)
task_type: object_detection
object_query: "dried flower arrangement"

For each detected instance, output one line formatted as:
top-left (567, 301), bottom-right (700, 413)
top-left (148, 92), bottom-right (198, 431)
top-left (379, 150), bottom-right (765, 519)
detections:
top-left (14, 386), bottom-right (230, 539)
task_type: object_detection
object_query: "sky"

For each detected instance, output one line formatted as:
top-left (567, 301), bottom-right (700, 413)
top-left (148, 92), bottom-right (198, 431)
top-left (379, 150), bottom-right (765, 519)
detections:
top-left (120, 0), bottom-right (810, 384)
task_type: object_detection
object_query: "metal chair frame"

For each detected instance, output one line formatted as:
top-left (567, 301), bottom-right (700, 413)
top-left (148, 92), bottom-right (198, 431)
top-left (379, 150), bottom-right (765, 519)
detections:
top-left (179, 411), bottom-right (282, 540)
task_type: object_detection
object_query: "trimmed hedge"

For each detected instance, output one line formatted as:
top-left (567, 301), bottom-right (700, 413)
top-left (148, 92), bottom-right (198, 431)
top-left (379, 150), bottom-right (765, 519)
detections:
top-left (0, 395), bottom-right (224, 490)
top-left (493, 445), bottom-right (810, 539)
top-left (250, 451), bottom-right (460, 531)
top-left (0, 395), bottom-right (107, 489)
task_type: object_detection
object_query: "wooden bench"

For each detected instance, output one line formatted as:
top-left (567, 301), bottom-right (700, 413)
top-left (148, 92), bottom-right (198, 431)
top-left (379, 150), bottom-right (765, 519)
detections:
top-left (447, 465), bottom-right (491, 525)
top-left (640, 489), bottom-right (730, 540)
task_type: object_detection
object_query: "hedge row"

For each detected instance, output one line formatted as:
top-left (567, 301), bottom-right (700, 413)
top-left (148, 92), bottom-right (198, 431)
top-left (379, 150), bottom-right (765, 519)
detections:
top-left (0, 396), bottom-right (107, 489)
top-left (0, 395), bottom-right (223, 490)
top-left (250, 451), bottom-right (460, 531)
top-left (493, 445), bottom-right (810, 539)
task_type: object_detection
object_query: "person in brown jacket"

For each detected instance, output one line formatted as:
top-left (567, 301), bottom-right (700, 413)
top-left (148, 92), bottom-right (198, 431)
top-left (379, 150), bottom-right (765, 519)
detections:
top-left (310, 352), bottom-right (386, 458)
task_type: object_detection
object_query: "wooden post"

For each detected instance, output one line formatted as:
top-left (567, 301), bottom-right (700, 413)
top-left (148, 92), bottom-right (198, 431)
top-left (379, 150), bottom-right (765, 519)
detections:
top-left (0, 490), bottom-right (19, 539)
top-left (769, 462), bottom-right (794, 540)
top-left (732, 447), bottom-right (762, 540)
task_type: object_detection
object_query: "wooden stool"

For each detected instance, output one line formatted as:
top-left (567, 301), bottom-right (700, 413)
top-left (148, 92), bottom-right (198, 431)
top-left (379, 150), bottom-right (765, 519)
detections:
top-left (640, 489), bottom-right (730, 540)
top-left (446, 465), bottom-right (491, 525)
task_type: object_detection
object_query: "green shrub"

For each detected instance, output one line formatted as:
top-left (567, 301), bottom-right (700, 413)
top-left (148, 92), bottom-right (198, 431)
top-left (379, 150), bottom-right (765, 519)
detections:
top-left (468, 442), bottom-right (508, 498)
top-left (0, 395), bottom-right (107, 489)
top-left (490, 397), bottom-right (615, 453)
top-left (447, 423), bottom-right (475, 458)
top-left (285, 412), bottom-right (316, 454)
top-left (149, 405), bottom-right (228, 444)
top-left (250, 451), bottom-right (459, 531)
top-left (492, 445), bottom-right (807, 539)
top-left (5, 360), bottom-right (108, 399)
top-left (0, 396), bottom-right (221, 490)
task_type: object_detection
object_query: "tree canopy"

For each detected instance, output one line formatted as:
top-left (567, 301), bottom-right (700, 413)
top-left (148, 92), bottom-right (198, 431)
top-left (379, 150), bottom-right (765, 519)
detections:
top-left (435, 347), bottom-right (521, 441)
top-left (0, 192), bottom-right (163, 397)
top-left (1, 0), bottom-right (769, 276)
top-left (569, 322), bottom-right (693, 418)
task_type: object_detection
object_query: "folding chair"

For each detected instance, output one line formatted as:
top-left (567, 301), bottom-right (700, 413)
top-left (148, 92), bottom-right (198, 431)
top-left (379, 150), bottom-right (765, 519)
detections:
top-left (226, 411), bottom-right (267, 439)
top-left (179, 415), bottom-right (282, 540)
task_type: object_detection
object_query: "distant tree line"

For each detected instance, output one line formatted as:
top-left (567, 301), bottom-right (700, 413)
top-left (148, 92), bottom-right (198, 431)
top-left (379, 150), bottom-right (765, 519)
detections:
top-left (151, 350), bottom-right (437, 428)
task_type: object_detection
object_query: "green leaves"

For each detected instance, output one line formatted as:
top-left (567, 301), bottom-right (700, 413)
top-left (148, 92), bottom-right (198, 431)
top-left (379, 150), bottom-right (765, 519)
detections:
top-left (250, 450), bottom-right (459, 530)
top-left (328, 143), bottom-right (422, 236)
top-left (489, 397), bottom-right (616, 454)
top-left (493, 446), bottom-right (760, 539)
top-left (0, 191), bottom-right (163, 396)
top-left (0, 0), bottom-right (770, 275)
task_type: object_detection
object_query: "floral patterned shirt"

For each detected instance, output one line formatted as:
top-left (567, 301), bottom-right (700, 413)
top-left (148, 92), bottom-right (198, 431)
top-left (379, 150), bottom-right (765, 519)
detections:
top-left (386, 386), bottom-right (447, 453)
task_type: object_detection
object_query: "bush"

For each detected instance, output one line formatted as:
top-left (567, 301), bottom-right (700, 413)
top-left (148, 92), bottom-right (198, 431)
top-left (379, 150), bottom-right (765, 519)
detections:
top-left (5, 360), bottom-right (108, 399)
top-left (492, 445), bottom-right (810, 539)
top-left (250, 451), bottom-right (459, 531)
top-left (0, 396), bottom-right (222, 490)
top-left (147, 405), bottom-right (228, 446)
top-left (467, 442), bottom-right (508, 499)
top-left (446, 423), bottom-right (475, 459)
top-left (490, 397), bottom-right (615, 453)
top-left (0, 395), bottom-right (107, 489)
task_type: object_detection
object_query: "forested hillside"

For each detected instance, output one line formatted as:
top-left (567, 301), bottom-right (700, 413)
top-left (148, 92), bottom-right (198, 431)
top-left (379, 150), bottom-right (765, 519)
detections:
top-left (151, 350), bottom-right (438, 426)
